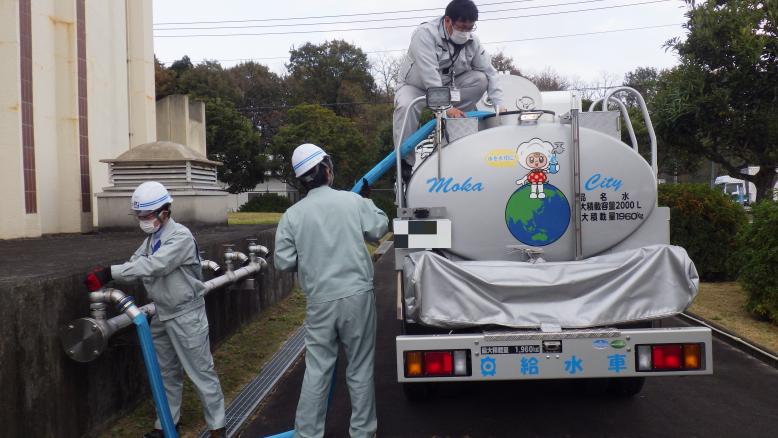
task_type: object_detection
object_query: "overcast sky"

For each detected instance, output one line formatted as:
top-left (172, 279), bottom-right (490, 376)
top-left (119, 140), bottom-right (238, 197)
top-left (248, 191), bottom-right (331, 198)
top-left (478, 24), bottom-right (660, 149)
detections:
top-left (153, 0), bottom-right (690, 88)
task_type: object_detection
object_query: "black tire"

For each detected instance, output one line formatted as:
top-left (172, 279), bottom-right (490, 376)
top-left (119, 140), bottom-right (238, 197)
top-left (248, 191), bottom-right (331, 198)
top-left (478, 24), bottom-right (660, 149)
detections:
top-left (607, 377), bottom-right (646, 397)
top-left (402, 382), bottom-right (436, 402)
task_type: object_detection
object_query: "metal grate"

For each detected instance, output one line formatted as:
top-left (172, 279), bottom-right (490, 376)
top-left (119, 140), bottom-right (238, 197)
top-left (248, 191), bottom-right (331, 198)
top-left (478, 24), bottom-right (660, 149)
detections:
top-left (199, 326), bottom-right (306, 437)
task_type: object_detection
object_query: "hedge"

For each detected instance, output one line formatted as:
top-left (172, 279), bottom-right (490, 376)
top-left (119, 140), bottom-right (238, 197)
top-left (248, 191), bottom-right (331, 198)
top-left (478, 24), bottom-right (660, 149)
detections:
top-left (738, 201), bottom-right (778, 323)
top-left (238, 193), bottom-right (292, 213)
top-left (658, 183), bottom-right (747, 281)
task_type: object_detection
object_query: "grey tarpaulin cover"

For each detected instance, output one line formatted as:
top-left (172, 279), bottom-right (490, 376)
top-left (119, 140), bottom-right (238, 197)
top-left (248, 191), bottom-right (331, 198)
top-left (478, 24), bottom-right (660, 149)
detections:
top-left (402, 245), bottom-right (699, 329)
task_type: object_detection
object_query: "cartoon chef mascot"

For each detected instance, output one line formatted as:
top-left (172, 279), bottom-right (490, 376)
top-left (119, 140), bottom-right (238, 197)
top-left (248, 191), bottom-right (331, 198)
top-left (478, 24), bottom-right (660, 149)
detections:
top-left (515, 138), bottom-right (563, 199)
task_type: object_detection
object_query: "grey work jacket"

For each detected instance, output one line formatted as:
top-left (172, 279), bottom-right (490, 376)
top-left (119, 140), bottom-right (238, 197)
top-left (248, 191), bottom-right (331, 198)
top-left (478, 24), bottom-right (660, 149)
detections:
top-left (397, 17), bottom-right (503, 107)
top-left (274, 186), bottom-right (389, 305)
top-left (111, 218), bottom-right (206, 321)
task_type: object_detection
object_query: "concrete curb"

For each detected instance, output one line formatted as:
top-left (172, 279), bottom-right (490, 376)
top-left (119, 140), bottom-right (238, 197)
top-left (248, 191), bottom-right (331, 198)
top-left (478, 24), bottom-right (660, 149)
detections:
top-left (680, 311), bottom-right (778, 369)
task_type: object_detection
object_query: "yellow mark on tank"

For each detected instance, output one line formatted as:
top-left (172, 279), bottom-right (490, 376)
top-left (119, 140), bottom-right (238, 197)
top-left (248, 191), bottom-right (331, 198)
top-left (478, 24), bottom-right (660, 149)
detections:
top-left (485, 149), bottom-right (517, 168)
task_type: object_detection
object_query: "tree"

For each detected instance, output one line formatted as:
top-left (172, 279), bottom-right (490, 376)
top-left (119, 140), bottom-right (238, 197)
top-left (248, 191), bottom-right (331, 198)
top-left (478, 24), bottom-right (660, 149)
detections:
top-left (286, 40), bottom-right (377, 116)
top-left (227, 61), bottom-right (288, 150)
top-left (490, 51), bottom-right (522, 75)
top-left (177, 60), bottom-right (241, 103)
top-left (623, 67), bottom-right (660, 106)
top-left (370, 52), bottom-right (402, 97)
top-left (527, 67), bottom-right (569, 91)
top-left (269, 104), bottom-right (376, 191)
top-left (205, 98), bottom-right (266, 193)
top-left (155, 57), bottom-right (177, 99)
top-left (653, 0), bottom-right (778, 200)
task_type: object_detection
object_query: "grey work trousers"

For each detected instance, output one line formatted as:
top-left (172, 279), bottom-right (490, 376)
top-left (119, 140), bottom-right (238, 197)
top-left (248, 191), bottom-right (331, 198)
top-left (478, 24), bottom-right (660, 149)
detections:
top-left (392, 69), bottom-right (488, 164)
top-left (151, 306), bottom-right (225, 431)
top-left (294, 291), bottom-right (377, 438)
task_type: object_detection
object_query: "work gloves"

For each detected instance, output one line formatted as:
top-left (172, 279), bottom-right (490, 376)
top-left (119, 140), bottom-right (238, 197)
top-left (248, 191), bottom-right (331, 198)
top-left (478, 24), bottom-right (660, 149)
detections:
top-left (84, 265), bottom-right (112, 291)
top-left (359, 178), bottom-right (371, 198)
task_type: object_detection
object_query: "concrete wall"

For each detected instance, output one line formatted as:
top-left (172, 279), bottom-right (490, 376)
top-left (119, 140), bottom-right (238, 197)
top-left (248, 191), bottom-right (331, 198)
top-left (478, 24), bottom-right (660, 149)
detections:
top-left (0, 227), bottom-right (295, 438)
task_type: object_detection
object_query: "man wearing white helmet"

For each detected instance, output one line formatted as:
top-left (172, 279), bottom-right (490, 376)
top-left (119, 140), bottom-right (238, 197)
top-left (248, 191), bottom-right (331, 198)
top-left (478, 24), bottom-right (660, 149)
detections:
top-left (275, 143), bottom-right (388, 438)
top-left (83, 181), bottom-right (226, 438)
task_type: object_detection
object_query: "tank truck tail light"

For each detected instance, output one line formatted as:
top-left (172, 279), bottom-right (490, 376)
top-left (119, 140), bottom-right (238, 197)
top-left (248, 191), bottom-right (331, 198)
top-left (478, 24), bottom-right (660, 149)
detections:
top-left (404, 350), bottom-right (471, 377)
top-left (636, 343), bottom-right (704, 372)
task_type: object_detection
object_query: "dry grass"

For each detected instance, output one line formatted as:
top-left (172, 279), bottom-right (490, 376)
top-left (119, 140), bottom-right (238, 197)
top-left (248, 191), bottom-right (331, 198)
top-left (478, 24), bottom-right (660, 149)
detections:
top-left (102, 290), bottom-right (307, 438)
top-left (228, 212), bottom-right (283, 225)
top-left (689, 282), bottom-right (778, 353)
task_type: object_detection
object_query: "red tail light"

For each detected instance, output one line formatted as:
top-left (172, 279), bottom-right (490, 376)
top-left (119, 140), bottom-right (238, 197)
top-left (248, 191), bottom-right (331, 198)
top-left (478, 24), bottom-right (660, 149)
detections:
top-left (652, 344), bottom-right (683, 369)
top-left (423, 351), bottom-right (453, 376)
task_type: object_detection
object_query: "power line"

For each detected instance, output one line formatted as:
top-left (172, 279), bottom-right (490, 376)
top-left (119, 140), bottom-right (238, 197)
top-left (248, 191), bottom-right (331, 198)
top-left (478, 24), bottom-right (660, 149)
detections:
top-left (159, 23), bottom-right (682, 65)
top-left (153, 0), bottom-right (538, 26)
top-left (154, 0), bottom-right (673, 38)
top-left (154, 0), bottom-right (610, 31)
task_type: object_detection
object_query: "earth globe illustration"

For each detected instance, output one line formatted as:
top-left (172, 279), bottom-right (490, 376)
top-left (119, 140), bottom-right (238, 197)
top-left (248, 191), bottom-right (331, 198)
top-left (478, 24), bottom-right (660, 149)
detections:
top-left (505, 184), bottom-right (570, 246)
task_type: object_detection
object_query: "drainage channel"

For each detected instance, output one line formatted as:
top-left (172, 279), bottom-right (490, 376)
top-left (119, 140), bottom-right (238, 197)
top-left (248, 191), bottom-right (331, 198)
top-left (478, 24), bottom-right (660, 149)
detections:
top-left (198, 326), bottom-right (306, 438)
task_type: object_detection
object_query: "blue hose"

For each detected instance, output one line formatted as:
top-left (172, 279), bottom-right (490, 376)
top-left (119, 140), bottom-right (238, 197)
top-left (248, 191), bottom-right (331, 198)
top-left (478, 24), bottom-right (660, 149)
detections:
top-left (133, 313), bottom-right (178, 438)
top-left (350, 110), bottom-right (496, 193)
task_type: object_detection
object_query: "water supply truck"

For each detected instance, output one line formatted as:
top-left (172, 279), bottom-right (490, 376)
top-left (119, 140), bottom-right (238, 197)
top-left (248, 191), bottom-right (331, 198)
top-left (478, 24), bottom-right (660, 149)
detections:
top-left (355, 75), bottom-right (713, 399)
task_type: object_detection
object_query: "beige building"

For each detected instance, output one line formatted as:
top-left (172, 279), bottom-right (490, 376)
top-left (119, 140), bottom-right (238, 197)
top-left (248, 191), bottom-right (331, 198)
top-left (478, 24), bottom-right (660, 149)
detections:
top-left (0, 0), bottom-right (156, 239)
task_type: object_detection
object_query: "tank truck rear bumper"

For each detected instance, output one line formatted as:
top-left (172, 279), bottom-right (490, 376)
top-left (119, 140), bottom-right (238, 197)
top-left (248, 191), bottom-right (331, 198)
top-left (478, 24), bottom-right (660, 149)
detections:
top-left (396, 326), bottom-right (712, 382)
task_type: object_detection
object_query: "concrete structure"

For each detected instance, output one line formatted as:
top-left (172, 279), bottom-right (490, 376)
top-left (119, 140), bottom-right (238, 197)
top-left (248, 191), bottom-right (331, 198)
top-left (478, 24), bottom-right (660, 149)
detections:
top-left (97, 141), bottom-right (228, 228)
top-left (0, 0), bottom-right (155, 239)
top-left (157, 94), bottom-right (207, 157)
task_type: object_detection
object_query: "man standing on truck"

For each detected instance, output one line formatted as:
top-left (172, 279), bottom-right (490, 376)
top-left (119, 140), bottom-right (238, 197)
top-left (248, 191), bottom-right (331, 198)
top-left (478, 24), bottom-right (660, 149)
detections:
top-left (274, 143), bottom-right (388, 437)
top-left (82, 181), bottom-right (226, 438)
top-left (393, 0), bottom-right (504, 179)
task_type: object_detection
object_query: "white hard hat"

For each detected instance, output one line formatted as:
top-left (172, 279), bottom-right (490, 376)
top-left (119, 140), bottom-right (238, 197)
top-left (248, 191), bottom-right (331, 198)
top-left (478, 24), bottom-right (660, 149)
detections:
top-left (131, 181), bottom-right (173, 214)
top-left (292, 143), bottom-right (329, 178)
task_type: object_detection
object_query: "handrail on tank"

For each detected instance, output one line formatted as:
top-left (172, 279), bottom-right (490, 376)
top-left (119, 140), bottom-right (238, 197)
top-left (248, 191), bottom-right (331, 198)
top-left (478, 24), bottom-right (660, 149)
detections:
top-left (589, 96), bottom-right (639, 155)
top-left (597, 87), bottom-right (658, 176)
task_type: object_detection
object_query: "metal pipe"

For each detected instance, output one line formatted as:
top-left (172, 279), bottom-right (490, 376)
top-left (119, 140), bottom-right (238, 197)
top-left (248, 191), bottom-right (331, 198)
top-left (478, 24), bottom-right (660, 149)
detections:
top-left (203, 261), bottom-right (264, 292)
top-left (201, 260), bottom-right (221, 273)
top-left (601, 86), bottom-right (657, 176)
top-left (571, 109), bottom-right (583, 260)
top-left (63, 258), bottom-right (266, 363)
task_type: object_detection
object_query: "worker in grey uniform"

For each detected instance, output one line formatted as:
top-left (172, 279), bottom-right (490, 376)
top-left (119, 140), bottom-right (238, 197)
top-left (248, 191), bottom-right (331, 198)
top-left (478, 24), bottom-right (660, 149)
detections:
top-left (83, 181), bottom-right (226, 438)
top-left (393, 0), bottom-right (504, 173)
top-left (274, 143), bottom-right (388, 438)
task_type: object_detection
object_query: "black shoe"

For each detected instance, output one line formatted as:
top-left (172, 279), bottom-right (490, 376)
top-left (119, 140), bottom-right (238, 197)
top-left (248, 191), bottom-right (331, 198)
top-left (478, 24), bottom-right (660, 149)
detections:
top-left (142, 424), bottom-right (180, 438)
top-left (401, 160), bottom-right (413, 185)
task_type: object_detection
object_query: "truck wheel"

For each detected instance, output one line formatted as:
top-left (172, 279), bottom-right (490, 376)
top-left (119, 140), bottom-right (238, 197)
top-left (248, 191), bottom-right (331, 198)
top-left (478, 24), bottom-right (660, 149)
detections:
top-left (607, 377), bottom-right (646, 397)
top-left (402, 382), bottom-right (435, 402)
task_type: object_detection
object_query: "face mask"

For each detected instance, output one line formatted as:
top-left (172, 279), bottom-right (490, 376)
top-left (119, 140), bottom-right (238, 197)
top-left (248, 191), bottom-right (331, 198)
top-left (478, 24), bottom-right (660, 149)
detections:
top-left (139, 218), bottom-right (160, 234)
top-left (449, 29), bottom-right (470, 45)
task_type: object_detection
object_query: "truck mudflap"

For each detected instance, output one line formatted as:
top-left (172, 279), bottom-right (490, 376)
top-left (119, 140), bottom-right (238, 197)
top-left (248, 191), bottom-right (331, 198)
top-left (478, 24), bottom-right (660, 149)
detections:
top-left (396, 327), bottom-right (713, 382)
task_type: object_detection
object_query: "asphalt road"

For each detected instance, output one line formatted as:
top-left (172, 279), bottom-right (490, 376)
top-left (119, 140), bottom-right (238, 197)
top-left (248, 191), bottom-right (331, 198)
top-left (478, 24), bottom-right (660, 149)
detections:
top-left (241, 251), bottom-right (778, 438)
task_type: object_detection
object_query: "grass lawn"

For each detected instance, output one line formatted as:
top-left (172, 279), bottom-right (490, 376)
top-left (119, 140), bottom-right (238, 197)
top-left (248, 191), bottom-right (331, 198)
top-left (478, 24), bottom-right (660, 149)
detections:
top-left (228, 212), bottom-right (283, 225)
top-left (102, 290), bottom-right (307, 438)
top-left (690, 282), bottom-right (778, 354)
